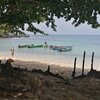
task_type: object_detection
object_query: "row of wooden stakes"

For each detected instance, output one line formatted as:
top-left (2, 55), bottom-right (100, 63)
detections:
top-left (72, 51), bottom-right (95, 78)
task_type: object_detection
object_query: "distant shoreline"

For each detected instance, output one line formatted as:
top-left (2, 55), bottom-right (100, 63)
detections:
top-left (0, 34), bottom-right (30, 38)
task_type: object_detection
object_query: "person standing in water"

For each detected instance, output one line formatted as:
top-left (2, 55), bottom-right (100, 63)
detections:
top-left (11, 47), bottom-right (14, 56)
top-left (44, 42), bottom-right (48, 48)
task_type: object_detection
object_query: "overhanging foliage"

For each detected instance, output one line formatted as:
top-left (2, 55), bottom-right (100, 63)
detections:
top-left (0, 0), bottom-right (100, 34)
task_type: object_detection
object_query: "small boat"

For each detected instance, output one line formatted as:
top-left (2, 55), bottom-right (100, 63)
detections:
top-left (50, 45), bottom-right (73, 52)
top-left (28, 44), bottom-right (43, 48)
top-left (18, 45), bottom-right (28, 48)
top-left (58, 47), bottom-right (72, 52)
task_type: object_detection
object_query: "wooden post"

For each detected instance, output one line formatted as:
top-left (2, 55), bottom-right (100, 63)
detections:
top-left (72, 57), bottom-right (77, 78)
top-left (91, 52), bottom-right (94, 71)
top-left (47, 65), bottom-right (50, 72)
top-left (82, 51), bottom-right (86, 75)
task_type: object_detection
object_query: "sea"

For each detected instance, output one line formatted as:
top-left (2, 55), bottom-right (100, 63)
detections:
top-left (0, 35), bottom-right (100, 70)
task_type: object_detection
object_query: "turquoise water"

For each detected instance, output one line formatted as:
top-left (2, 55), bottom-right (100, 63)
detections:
top-left (0, 35), bottom-right (100, 70)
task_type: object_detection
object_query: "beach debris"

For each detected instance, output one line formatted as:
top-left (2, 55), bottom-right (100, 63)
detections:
top-left (22, 88), bottom-right (28, 92)
top-left (13, 93), bottom-right (23, 97)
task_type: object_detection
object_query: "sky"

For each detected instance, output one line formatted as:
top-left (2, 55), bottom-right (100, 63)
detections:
top-left (25, 18), bottom-right (100, 35)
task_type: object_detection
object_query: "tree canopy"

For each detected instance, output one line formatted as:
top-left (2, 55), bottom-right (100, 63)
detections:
top-left (0, 0), bottom-right (100, 34)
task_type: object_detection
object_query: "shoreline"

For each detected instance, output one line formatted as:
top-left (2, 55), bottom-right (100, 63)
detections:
top-left (0, 54), bottom-right (100, 70)
top-left (0, 56), bottom-right (90, 78)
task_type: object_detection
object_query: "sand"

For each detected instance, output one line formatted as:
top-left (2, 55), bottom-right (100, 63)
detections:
top-left (11, 59), bottom-right (89, 79)
top-left (0, 54), bottom-right (90, 78)
top-left (0, 57), bottom-right (100, 100)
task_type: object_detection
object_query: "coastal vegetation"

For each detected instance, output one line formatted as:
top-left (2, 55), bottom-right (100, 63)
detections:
top-left (0, 0), bottom-right (100, 35)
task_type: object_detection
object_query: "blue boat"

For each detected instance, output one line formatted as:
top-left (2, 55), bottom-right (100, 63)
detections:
top-left (50, 45), bottom-right (73, 52)
top-left (58, 46), bottom-right (72, 52)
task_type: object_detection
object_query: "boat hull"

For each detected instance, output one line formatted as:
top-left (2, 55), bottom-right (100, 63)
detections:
top-left (50, 45), bottom-right (73, 52)
top-left (28, 45), bottom-right (43, 48)
top-left (18, 45), bottom-right (28, 48)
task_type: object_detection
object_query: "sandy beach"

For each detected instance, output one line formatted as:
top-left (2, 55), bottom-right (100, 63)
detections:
top-left (11, 59), bottom-right (90, 79)
top-left (0, 57), bottom-right (100, 100)
top-left (0, 55), bottom-right (91, 79)
top-left (12, 60), bottom-right (73, 78)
